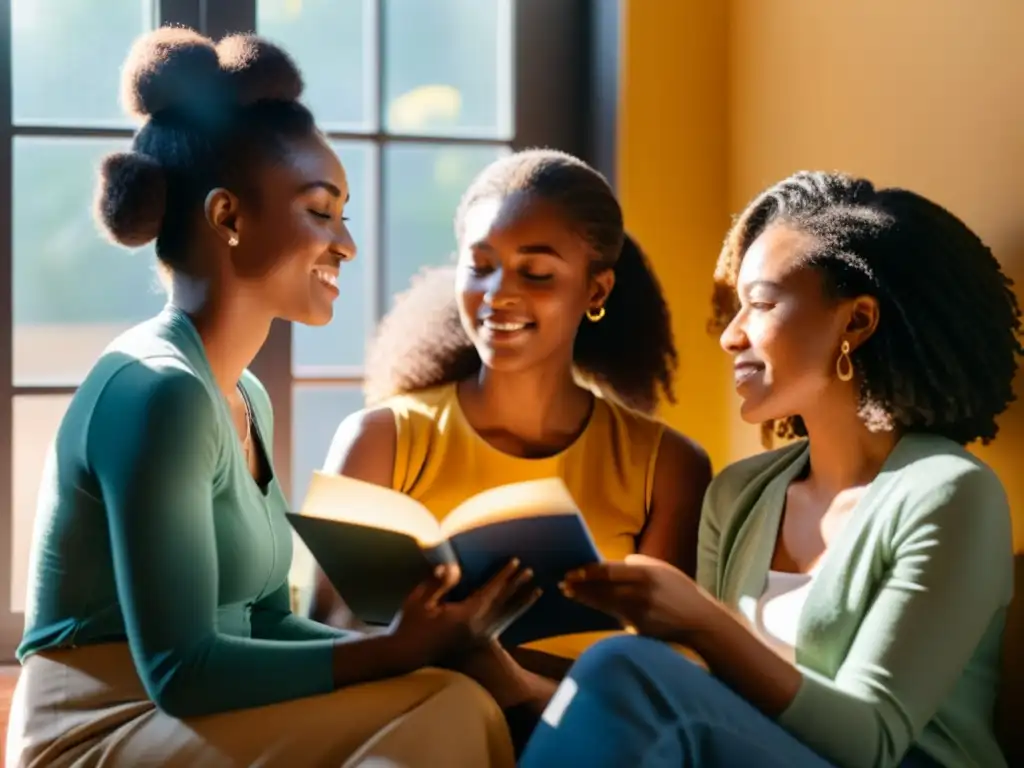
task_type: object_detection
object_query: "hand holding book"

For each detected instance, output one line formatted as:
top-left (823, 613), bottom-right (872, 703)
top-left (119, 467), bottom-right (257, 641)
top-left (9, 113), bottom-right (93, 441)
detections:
top-left (390, 559), bottom-right (541, 668)
top-left (289, 473), bottom-right (622, 646)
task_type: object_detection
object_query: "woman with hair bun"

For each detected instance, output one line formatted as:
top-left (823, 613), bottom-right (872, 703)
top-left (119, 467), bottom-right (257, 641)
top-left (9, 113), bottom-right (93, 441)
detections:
top-left (5, 27), bottom-right (530, 767)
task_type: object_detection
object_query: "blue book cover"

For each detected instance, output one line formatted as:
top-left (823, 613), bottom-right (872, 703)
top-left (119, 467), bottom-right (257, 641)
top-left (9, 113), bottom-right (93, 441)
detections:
top-left (287, 473), bottom-right (620, 644)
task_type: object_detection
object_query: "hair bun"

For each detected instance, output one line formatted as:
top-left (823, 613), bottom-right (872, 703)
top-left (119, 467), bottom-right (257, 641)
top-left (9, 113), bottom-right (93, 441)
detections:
top-left (120, 26), bottom-right (224, 121)
top-left (119, 28), bottom-right (305, 122)
top-left (216, 34), bottom-right (304, 105)
top-left (94, 151), bottom-right (166, 247)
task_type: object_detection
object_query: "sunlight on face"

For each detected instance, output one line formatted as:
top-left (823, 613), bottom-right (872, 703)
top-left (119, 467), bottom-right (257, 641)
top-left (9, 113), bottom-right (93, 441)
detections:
top-left (721, 224), bottom-right (848, 424)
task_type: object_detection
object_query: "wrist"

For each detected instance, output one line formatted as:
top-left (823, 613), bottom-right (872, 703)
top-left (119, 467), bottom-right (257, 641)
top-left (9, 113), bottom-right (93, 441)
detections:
top-left (380, 630), bottom-right (430, 672)
top-left (668, 592), bottom-right (729, 647)
top-left (331, 631), bottom-right (422, 684)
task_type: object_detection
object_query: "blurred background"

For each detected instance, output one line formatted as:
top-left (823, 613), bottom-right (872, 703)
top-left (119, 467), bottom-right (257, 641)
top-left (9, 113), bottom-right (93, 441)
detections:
top-left (0, 0), bottom-right (1020, 693)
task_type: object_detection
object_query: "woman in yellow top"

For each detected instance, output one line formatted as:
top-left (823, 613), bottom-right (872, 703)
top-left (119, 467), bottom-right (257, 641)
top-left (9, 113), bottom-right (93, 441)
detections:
top-left (309, 149), bottom-right (711, 670)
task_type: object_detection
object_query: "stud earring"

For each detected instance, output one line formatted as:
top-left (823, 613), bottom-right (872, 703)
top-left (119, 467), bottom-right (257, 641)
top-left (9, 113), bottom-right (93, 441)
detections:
top-left (227, 234), bottom-right (239, 247)
top-left (586, 305), bottom-right (606, 323)
top-left (836, 339), bottom-right (854, 382)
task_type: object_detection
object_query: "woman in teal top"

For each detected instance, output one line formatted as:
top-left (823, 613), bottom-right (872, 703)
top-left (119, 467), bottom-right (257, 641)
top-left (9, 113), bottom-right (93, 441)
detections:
top-left (517, 172), bottom-right (1019, 767)
top-left (7, 28), bottom-right (533, 768)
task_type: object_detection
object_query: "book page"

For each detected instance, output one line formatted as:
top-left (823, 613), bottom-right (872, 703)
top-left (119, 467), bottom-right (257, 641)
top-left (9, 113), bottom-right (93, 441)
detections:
top-left (440, 477), bottom-right (581, 538)
top-left (299, 472), bottom-right (445, 546)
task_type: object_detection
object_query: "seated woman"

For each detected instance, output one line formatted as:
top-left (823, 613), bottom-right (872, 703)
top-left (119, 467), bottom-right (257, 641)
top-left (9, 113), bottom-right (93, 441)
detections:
top-left (5, 28), bottom-right (535, 768)
top-left (309, 149), bottom-right (712, 671)
top-left (519, 172), bottom-right (1019, 768)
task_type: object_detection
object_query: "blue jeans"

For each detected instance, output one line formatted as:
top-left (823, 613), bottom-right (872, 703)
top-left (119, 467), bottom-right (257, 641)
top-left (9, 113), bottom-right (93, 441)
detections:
top-left (519, 635), bottom-right (942, 768)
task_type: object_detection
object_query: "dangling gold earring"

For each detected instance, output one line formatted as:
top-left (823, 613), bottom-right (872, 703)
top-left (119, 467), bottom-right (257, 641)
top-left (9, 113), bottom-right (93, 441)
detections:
top-left (836, 339), bottom-right (854, 382)
top-left (586, 305), bottom-right (606, 323)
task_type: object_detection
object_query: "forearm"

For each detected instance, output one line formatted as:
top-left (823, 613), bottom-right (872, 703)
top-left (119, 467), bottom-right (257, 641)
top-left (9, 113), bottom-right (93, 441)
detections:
top-left (514, 668), bottom-right (559, 716)
top-left (456, 643), bottom-right (559, 713)
top-left (330, 632), bottom-right (426, 688)
top-left (140, 632), bottom-right (336, 717)
top-left (255, 611), bottom-right (351, 642)
top-left (682, 601), bottom-right (802, 719)
top-left (160, 629), bottom-right (424, 715)
top-left (251, 582), bottom-right (352, 642)
top-left (638, 530), bottom-right (694, 577)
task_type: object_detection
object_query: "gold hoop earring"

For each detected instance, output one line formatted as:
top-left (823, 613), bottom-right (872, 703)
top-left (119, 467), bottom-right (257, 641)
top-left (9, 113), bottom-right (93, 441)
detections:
top-left (586, 305), bottom-right (606, 323)
top-left (836, 339), bottom-right (854, 382)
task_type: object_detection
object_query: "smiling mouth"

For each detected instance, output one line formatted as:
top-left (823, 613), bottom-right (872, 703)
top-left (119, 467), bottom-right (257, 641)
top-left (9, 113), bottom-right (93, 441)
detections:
top-left (312, 267), bottom-right (339, 290)
top-left (477, 318), bottom-right (537, 342)
top-left (734, 364), bottom-right (764, 385)
top-left (482, 319), bottom-right (531, 332)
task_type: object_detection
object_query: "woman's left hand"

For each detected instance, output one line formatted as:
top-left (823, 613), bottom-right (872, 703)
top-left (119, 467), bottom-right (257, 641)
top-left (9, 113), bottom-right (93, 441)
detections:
top-left (561, 554), bottom-right (717, 642)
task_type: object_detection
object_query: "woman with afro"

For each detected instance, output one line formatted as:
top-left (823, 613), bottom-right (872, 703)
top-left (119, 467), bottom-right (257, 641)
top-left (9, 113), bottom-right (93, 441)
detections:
top-left (309, 149), bottom-right (712, 707)
top-left (521, 171), bottom-right (1020, 768)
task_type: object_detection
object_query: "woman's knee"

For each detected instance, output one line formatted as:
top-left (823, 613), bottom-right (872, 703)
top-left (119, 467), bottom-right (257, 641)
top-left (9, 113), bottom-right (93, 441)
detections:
top-left (422, 669), bottom-right (515, 764)
top-left (424, 668), bottom-right (505, 720)
top-left (568, 635), bottom-right (706, 695)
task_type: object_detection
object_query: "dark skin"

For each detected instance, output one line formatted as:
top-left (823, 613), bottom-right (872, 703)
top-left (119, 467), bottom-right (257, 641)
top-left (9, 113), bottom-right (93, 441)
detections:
top-left (173, 131), bottom-right (537, 689)
top-left (311, 192), bottom-right (711, 709)
top-left (562, 222), bottom-right (898, 719)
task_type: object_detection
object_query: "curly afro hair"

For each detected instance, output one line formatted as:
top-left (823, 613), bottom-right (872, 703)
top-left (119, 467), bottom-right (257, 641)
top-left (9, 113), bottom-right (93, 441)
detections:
top-left (363, 149), bottom-right (677, 415)
top-left (94, 26), bottom-right (316, 268)
top-left (710, 170), bottom-right (1024, 446)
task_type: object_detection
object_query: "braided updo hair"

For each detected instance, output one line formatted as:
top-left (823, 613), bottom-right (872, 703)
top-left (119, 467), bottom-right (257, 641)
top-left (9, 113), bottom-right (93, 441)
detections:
top-left (363, 149), bottom-right (677, 414)
top-left (710, 170), bottom-right (1024, 446)
top-left (94, 27), bottom-right (316, 269)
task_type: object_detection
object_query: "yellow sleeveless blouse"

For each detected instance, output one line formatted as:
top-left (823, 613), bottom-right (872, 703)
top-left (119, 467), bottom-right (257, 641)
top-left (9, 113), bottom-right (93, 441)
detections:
top-left (381, 382), bottom-right (665, 659)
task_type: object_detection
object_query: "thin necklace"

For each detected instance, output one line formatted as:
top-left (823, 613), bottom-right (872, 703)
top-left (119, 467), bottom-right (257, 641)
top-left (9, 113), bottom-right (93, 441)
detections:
top-left (239, 387), bottom-right (253, 457)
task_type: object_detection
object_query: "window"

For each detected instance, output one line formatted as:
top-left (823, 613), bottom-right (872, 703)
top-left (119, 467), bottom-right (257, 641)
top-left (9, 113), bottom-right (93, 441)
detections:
top-left (0, 0), bottom-right (597, 658)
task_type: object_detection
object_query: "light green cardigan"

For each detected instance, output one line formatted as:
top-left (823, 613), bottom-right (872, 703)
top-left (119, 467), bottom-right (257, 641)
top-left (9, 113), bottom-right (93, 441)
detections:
top-left (696, 433), bottom-right (1012, 768)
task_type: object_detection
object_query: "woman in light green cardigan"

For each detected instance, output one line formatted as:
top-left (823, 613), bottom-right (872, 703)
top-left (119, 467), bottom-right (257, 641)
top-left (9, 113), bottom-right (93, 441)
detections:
top-left (518, 172), bottom-right (1019, 768)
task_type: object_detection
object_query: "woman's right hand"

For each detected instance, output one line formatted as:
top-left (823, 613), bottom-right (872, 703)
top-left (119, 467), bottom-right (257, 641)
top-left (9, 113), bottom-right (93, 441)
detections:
top-left (391, 559), bottom-right (540, 668)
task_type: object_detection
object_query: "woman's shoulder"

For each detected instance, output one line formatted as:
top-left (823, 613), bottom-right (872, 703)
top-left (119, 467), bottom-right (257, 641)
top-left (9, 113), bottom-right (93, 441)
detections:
top-left (353, 383), bottom-right (458, 447)
top-left (327, 385), bottom-right (455, 453)
top-left (321, 385), bottom-right (459, 483)
top-left (80, 308), bottom-right (213, 407)
top-left (874, 434), bottom-right (1013, 598)
top-left (600, 396), bottom-right (708, 464)
top-left (886, 433), bottom-right (1010, 520)
top-left (376, 382), bottom-right (458, 421)
top-left (88, 327), bottom-right (208, 407)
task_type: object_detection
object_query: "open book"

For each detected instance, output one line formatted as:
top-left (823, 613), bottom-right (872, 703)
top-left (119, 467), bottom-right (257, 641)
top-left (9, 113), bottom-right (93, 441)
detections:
top-left (287, 473), bottom-right (621, 647)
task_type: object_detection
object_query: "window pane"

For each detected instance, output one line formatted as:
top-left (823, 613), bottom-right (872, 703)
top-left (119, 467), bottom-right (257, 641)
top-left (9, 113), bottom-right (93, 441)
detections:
top-left (383, 143), bottom-right (508, 302)
top-left (258, 0), bottom-right (374, 131)
top-left (12, 395), bottom-right (73, 613)
top-left (12, 0), bottom-right (151, 126)
top-left (292, 142), bottom-right (376, 373)
top-left (383, 0), bottom-right (513, 138)
top-left (13, 138), bottom-right (165, 386)
top-left (290, 385), bottom-right (365, 611)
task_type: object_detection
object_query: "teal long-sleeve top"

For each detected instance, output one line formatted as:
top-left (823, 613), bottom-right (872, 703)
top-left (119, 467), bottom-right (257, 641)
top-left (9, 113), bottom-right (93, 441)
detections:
top-left (697, 434), bottom-right (1013, 768)
top-left (17, 305), bottom-right (347, 717)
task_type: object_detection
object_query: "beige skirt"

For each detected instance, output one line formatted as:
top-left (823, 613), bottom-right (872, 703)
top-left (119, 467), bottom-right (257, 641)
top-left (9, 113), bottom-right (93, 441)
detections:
top-left (4, 642), bottom-right (514, 768)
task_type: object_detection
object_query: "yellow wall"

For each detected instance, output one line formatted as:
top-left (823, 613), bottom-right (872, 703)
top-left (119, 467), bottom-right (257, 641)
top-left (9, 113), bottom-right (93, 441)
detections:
top-left (617, 0), bottom-right (731, 467)
top-left (620, 0), bottom-right (1024, 547)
